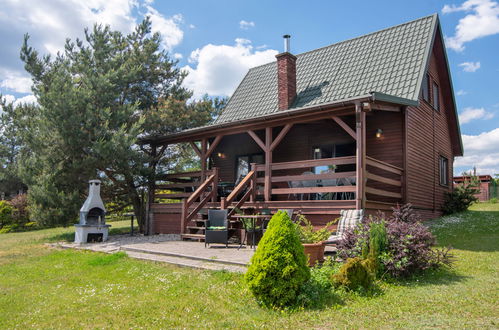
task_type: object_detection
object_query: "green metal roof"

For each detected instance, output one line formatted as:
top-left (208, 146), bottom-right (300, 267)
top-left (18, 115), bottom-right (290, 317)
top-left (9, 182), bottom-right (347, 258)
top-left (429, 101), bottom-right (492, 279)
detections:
top-left (214, 14), bottom-right (437, 124)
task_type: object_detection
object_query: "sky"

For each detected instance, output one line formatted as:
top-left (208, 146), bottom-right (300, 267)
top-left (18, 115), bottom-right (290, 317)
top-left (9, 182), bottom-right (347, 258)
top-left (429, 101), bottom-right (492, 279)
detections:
top-left (0, 0), bottom-right (498, 176)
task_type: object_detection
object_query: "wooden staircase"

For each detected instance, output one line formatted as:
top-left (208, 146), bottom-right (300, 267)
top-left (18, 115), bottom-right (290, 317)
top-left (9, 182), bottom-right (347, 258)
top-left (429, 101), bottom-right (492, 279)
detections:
top-left (181, 213), bottom-right (208, 241)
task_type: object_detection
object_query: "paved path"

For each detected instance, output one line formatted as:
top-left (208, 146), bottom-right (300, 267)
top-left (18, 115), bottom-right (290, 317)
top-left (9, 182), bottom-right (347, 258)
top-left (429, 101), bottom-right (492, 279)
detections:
top-left (53, 235), bottom-right (254, 273)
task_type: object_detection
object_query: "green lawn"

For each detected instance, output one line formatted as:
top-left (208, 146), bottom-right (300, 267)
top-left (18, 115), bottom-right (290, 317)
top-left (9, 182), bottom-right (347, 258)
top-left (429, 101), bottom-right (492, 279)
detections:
top-left (0, 204), bottom-right (498, 328)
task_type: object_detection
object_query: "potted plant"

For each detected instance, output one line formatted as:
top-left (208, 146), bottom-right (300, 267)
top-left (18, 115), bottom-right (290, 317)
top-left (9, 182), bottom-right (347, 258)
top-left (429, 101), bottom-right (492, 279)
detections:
top-left (295, 214), bottom-right (337, 266)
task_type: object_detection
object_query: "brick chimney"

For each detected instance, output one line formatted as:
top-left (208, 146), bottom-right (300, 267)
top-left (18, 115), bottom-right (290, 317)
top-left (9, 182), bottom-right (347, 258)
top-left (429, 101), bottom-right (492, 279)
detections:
top-left (276, 35), bottom-right (297, 110)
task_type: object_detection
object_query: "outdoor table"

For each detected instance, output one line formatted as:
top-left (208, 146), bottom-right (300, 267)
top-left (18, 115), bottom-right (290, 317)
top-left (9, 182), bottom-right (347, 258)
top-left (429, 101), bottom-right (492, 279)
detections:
top-left (232, 214), bottom-right (272, 249)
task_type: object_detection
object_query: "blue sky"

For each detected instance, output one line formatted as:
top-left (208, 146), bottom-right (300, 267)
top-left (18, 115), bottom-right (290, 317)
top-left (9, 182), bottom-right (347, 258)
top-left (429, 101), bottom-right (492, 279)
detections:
top-left (0, 0), bottom-right (498, 176)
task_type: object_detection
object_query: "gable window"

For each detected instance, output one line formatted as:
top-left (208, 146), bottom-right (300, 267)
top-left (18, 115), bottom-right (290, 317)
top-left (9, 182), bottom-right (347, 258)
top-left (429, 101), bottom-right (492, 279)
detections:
top-left (439, 156), bottom-right (448, 186)
top-left (422, 73), bottom-right (430, 102)
top-left (432, 82), bottom-right (440, 111)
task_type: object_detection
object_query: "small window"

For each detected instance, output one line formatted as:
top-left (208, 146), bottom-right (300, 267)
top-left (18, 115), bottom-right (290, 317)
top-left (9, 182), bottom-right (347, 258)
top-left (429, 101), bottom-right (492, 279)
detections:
top-left (422, 74), bottom-right (430, 102)
top-left (432, 82), bottom-right (440, 111)
top-left (439, 156), bottom-right (448, 186)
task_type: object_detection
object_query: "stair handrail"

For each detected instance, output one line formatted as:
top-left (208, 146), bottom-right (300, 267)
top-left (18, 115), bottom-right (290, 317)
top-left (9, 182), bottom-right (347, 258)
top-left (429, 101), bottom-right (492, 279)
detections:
top-left (181, 167), bottom-right (219, 234)
top-left (221, 165), bottom-right (256, 216)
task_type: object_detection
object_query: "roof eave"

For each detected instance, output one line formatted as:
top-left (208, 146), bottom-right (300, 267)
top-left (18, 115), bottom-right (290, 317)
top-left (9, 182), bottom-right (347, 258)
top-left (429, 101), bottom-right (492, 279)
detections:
top-left (370, 92), bottom-right (419, 107)
top-left (140, 94), bottom-right (374, 145)
top-left (140, 92), bottom-right (418, 145)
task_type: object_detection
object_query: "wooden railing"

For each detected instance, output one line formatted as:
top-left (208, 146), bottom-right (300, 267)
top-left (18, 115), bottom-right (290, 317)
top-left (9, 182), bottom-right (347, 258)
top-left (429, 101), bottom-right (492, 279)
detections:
top-left (155, 169), bottom-right (214, 201)
top-left (255, 156), bottom-right (357, 198)
top-left (365, 156), bottom-right (403, 200)
top-left (180, 168), bottom-right (219, 233)
top-left (221, 166), bottom-right (257, 217)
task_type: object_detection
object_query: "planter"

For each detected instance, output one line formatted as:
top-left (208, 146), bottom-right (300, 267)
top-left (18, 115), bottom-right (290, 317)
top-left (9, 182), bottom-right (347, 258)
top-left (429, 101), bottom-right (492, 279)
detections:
top-left (302, 242), bottom-right (325, 266)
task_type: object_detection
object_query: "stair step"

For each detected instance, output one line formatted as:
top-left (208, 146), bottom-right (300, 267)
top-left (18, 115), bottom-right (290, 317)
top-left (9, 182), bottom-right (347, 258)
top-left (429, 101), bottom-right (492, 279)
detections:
top-left (187, 226), bottom-right (205, 230)
top-left (181, 233), bottom-right (205, 241)
top-left (124, 250), bottom-right (247, 273)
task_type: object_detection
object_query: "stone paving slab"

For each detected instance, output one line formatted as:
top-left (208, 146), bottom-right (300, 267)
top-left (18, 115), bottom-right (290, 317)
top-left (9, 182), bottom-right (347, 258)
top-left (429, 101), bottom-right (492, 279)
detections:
top-left (52, 234), bottom-right (255, 272)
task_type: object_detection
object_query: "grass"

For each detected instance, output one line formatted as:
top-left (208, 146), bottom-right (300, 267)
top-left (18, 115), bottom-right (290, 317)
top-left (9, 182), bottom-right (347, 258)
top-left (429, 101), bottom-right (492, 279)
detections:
top-left (0, 204), bottom-right (498, 328)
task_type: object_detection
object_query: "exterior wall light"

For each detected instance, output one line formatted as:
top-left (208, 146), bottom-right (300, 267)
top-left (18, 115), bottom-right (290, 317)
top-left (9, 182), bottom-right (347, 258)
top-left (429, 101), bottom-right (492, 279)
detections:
top-left (376, 129), bottom-right (383, 138)
top-left (217, 152), bottom-right (226, 159)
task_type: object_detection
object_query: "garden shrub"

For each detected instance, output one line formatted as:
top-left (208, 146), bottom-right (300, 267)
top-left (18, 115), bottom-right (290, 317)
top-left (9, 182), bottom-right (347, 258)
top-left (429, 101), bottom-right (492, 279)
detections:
top-left (361, 221), bottom-right (388, 277)
top-left (297, 257), bottom-right (339, 308)
top-left (9, 194), bottom-right (29, 226)
top-left (442, 180), bottom-right (479, 215)
top-left (338, 204), bottom-right (453, 278)
top-left (0, 200), bottom-right (14, 227)
top-left (489, 198), bottom-right (497, 204)
top-left (245, 210), bottom-right (310, 308)
top-left (332, 257), bottom-right (373, 291)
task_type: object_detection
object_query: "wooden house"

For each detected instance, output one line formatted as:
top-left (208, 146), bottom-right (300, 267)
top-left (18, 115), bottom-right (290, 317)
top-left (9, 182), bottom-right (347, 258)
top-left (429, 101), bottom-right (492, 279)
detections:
top-left (141, 14), bottom-right (463, 237)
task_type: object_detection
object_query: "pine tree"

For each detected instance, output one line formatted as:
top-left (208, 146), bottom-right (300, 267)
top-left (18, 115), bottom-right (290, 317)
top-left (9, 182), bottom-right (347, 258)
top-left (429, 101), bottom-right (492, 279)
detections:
top-left (13, 18), bottom-right (223, 229)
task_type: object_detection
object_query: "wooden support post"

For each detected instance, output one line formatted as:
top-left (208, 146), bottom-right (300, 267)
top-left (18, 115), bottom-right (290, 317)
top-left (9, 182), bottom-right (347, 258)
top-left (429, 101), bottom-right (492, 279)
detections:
top-left (211, 167), bottom-right (219, 203)
top-left (145, 144), bottom-right (159, 235)
top-left (250, 163), bottom-right (257, 202)
top-left (264, 127), bottom-right (272, 202)
top-left (181, 199), bottom-right (188, 234)
top-left (200, 138), bottom-right (208, 182)
top-left (355, 103), bottom-right (366, 210)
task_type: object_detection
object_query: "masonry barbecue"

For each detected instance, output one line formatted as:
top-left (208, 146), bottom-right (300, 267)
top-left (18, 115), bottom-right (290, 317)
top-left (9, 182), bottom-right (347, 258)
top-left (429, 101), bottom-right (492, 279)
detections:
top-left (74, 179), bottom-right (110, 243)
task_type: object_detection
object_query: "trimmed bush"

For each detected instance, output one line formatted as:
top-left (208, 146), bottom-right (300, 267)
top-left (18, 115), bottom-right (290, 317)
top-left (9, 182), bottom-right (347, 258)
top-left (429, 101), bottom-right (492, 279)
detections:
top-left (245, 210), bottom-right (310, 308)
top-left (332, 257), bottom-right (373, 291)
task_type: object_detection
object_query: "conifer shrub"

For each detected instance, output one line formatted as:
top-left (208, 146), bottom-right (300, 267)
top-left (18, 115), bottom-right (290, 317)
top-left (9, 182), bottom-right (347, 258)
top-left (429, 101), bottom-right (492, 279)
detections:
top-left (245, 210), bottom-right (310, 308)
top-left (442, 178), bottom-right (479, 215)
top-left (361, 221), bottom-right (388, 277)
top-left (332, 257), bottom-right (373, 291)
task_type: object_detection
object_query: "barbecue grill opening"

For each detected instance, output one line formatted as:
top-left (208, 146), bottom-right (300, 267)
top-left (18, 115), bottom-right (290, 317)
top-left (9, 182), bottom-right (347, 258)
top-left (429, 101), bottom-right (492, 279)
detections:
top-left (86, 207), bottom-right (105, 225)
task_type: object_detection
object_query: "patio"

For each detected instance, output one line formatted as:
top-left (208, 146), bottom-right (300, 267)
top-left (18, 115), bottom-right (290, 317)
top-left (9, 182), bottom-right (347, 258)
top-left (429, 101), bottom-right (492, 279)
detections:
top-left (54, 234), bottom-right (337, 273)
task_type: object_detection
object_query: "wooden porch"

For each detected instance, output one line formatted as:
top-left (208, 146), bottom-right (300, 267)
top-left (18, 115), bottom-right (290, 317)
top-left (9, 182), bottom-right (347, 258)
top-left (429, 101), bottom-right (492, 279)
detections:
top-left (146, 102), bottom-right (406, 237)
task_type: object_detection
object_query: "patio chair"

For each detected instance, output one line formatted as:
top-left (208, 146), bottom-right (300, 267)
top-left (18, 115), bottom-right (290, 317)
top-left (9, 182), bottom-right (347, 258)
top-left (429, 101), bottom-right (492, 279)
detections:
top-left (319, 172), bottom-right (337, 200)
top-left (205, 209), bottom-right (229, 248)
top-left (287, 180), bottom-right (303, 200)
top-left (324, 209), bottom-right (364, 245)
top-left (301, 171), bottom-right (317, 200)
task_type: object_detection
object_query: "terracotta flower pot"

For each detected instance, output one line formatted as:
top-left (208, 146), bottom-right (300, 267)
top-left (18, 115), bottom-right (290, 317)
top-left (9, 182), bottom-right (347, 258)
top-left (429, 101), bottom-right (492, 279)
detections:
top-left (302, 242), bottom-right (325, 266)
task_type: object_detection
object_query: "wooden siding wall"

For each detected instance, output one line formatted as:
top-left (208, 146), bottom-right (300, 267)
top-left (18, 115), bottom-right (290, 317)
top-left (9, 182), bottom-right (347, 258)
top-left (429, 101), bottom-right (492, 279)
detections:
top-left (365, 111), bottom-right (404, 203)
top-left (405, 33), bottom-right (454, 218)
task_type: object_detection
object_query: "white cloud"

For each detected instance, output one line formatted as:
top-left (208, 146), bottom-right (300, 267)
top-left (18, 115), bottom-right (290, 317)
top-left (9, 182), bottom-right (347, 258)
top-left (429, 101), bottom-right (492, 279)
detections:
top-left (456, 89), bottom-right (468, 95)
top-left (189, 24), bottom-right (196, 29)
top-left (239, 20), bottom-right (255, 30)
top-left (0, 69), bottom-right (33, 93)
top-left (443, 0), bottom-right (499, 51)
top-left (182, 39), bottom-right (278, 98)
top-left (13, 94), bottom-right (37, 107)
top-left (459, 61), bottom-right (481, 72)
top-left (145, 6), bottom-right (184, 50)
top-left (459, 107), bottom-right (494, 123)
top-left (1, 94), bottom-right (37, 110)
top-left (455, 128), bottom-right (499, 175)
top-left (173, 53), bottom-right (183, 59)
top-left (0, 0), bottom-right (186, 97)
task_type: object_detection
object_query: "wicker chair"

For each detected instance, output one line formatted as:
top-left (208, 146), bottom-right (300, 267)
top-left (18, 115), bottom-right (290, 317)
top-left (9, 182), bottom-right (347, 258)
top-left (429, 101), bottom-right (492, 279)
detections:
top-left (205, 209), bottom-right (229, 248)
